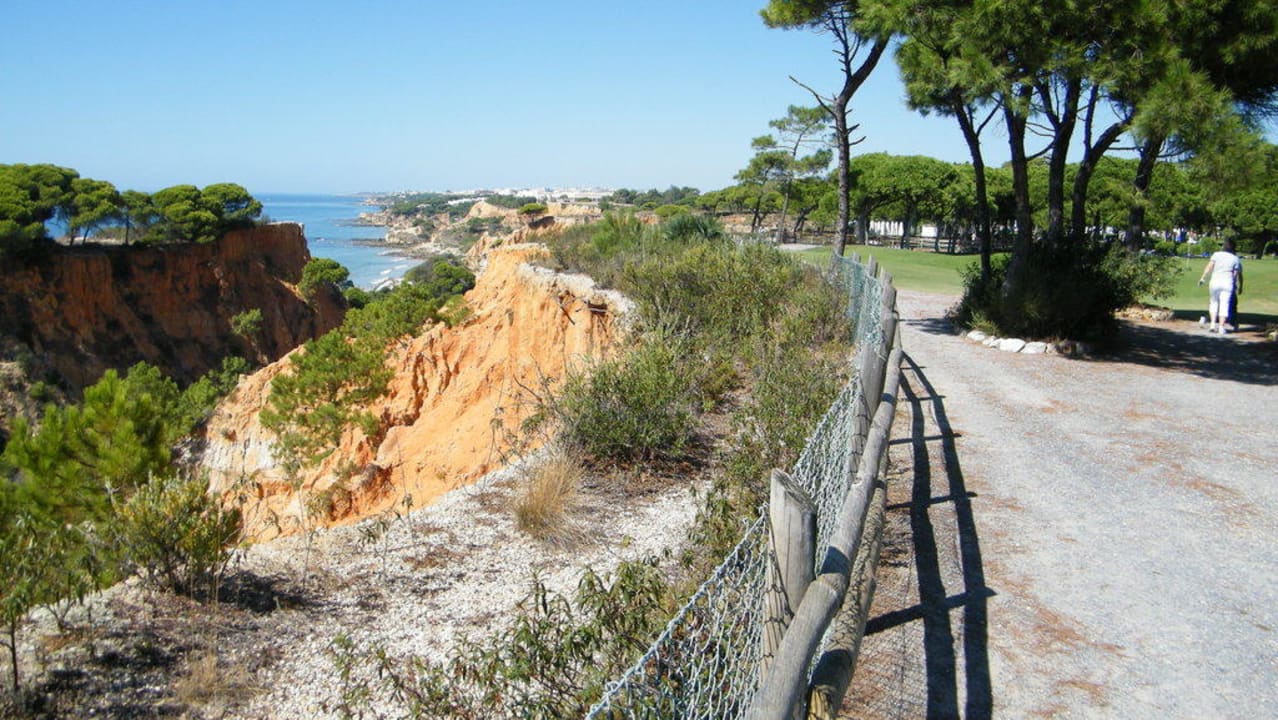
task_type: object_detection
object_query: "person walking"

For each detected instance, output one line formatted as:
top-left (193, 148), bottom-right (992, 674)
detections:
top-left (1199, 239), bottom-right (1244, 334)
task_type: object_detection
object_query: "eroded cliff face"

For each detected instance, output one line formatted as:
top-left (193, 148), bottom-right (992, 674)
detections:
top-left (203, 243), bottom-right (631, 541)
top-left (0, 223), bottom-right (345, 393)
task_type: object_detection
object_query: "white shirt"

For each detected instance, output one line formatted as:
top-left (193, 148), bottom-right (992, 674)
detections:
top-left (1209, 250), bottom-right (1241, 289)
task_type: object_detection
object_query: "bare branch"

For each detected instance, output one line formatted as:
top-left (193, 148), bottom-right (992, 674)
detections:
top-left (789, 76), bottom-right (834, 117)
top-left (976, 103), bottom-right (1000, 135)
top-left (1026, 141), bottom-right (1054, 161)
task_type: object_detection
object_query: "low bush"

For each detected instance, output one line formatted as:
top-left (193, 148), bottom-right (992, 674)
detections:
top-left (230, 308), bottom-right (262, 338)
top-left (661, 212), bottom-right (724, 244)
top-left (115, 472), bottom-right (241, 597)
top-left (623, 241), bottom-right (803, 343)
top-left (173, 356), bottom-right (250, 431)
top-left (686, 310), bottom-right (847, 563)
top-left (952, 242), bottom-right (1182, 340)
top-left (263, 266), bottom-right (475, 477)
top-left (545, 211), bottom-right (653, 288)
top-left (1196, 236), bottom-right (1222, 255)
top-left (299, 258), bottom-right (350, 296)
top-left (553, 340), bottom-right (696, 464)
top-left (402, 257), bottom-right (475, 298)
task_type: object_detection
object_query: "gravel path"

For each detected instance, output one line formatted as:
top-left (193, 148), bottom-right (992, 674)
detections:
top-left (851, 290), bottom-right (1278, 718)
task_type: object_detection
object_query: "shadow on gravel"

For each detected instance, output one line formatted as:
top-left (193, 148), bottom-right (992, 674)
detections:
top-left (1105, 321), bottom-right (1278, 386)
top-left (902, 317), bottom-right (959, 338)
top-left (217, 571), bottom-right (318, 613)
top-left (905, 310), bottom-right (1278, 387)
top-left (865, 355), bottom-right (993, 719)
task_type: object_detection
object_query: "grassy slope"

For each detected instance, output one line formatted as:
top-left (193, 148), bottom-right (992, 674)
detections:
top-left (797, 245), bottom-right (1277, 325)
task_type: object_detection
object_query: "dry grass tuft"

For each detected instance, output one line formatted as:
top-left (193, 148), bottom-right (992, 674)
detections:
top-left (513, 448), bottom-right (583, 540)
top-left (174, 644), bottom-right (254, 708)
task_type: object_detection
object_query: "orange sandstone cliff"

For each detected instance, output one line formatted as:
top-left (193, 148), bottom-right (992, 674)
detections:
top-left (0, 223), bottom-right (345, 392)
top-left (202, 242), bottom-right (631, 540)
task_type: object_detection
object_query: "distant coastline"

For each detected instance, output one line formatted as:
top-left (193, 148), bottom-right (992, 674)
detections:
top-left (258, 194), bottom-right (414, 290)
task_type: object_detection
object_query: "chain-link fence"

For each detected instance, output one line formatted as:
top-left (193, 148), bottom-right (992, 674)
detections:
top-left (586, 254), bottom-right (897, 719)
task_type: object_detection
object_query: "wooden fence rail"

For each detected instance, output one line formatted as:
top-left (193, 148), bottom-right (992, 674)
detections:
top-left (748, 260), bottom-right (903, 720)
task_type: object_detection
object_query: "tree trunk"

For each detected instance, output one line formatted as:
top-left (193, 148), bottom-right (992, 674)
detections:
top-left (1002, 97), bottom-right (1035, 300)
top-left (6, 619), bottom-right (18, 692)
top-left (953, 98), bottom-right (993, 281)
top-left (1070, 122), bottom-right (1128, 245)
top-left (856, 208), bottom-right (870, 245)
top-left (750, 188), bottom-right (765, 233)
top-left (775, 181), bottom-right (793, 243)
top-left (793, 206), bottom-right (813, 239)
top-left (833, 105), bottom-right (853, 256)
top-left (1041, 77), bottom-right (1081, 246)
top-left (828, 33), bottom-right (889, 258)
top-left (1124, 135), bottom-right (1164, 249)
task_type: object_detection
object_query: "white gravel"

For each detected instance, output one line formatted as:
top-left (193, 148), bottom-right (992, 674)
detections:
top-left (230, 458), bottom-right (702, 719)
top-left (9, 455), bottom-right (702, 719)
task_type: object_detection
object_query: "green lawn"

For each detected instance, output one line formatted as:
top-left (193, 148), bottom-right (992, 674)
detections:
top-left (795, 244), bottom-right (1278, 325)
top-left (796, 244), bottom-right (973, 295)
top-left (1163, 256), bottom-right (1278, 322)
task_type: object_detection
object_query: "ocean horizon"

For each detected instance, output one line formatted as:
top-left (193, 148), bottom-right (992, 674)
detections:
top-left (258, 192), bottom-right (416, 290)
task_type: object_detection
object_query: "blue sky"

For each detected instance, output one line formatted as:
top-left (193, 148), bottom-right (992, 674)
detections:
top-left (3, 2), bottom-right (1024, 194)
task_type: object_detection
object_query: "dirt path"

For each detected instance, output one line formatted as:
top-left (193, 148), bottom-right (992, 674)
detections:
top-left (849, 290), bottom-right (1278, 718)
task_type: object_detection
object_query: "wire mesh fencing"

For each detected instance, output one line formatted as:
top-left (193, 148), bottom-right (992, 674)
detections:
top-left (583, 516), bottom-right (772, 719)
top-left (586, 254), bottom-right (895, 719)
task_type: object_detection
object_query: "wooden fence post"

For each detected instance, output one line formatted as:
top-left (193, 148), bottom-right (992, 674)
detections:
top-left (763, 469), bottom-right (817, 676)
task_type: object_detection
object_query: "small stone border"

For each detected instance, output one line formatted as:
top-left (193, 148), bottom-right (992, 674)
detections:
top-left (962, 330), bottom-right (1091, 356)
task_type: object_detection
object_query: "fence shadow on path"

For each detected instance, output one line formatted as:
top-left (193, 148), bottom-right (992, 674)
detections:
top-left (863, 354), bottom-right (993, 719)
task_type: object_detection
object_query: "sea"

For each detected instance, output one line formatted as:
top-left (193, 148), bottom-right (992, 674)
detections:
top-left (258, 193), bottom-right (417, 290)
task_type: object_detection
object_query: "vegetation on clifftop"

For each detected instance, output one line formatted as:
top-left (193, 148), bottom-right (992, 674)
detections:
top-left (0, 164), bottom-right (263, 257)
top-left (262, 256), bottom-right (475, 480)
top-left (331, 211), bottom-right (854, 716)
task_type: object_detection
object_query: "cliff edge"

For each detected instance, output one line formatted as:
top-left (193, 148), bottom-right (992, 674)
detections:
top-left (0, 223), bottom-right (345, 393)
top-left (203, 242), bottom-right (631, 540)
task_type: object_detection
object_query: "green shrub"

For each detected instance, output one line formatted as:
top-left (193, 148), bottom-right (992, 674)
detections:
top-left (263, 270), bottom-right (475, 476)
top-left (518, 202), bottom-right (548, 216)
top-left (660, 212), bottom-right (725, 244)
top-left (623, 242), bottom-right (802, 342)
top-left (403, 257), bottom-right (475, 297)
top-left (483, 194), bottom-right (539, 210)
top-left (300, 258), bottom-right (350, 296)
top-left (343, 286), bottom-right (372, 309)
top-left (686, 308), bottom-right (846, 564)
top-left (230, 308), bottom-right (262, 337)
top-left (175, 356), bottom-right (249, 431)
top-left (544, 213), bottom-right (655, 289)
top-left (952, 242), bottom-right (1183, 340)
top-left (1195, 236), bottom-right (1222, 255)
top-left (115, 472), bottom-right (241, 597)
top-left (27, 380), bottom-right (55, 404)
top-left (554, 340), bottom-right (696, 463)
top-left (653, 204), bottom-right (689, 220)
